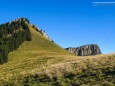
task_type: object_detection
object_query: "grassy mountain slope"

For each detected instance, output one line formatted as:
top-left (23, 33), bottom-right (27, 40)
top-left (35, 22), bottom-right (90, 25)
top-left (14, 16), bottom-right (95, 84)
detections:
top-left (0, 24), bottom-right (115, 86)
top-left (0, 24), bottom-right (73, 81)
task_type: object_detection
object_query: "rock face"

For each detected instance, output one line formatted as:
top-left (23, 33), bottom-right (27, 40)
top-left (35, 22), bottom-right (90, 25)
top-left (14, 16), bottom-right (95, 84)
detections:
top-left (65, 44), bottom-right (102, 56)
top-left (31, 24), bottom-right (54, 42)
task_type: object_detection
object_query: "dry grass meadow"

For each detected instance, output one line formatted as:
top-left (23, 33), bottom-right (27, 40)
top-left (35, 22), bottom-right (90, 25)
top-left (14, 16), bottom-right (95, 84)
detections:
top-left (0, 25), bottom-right (115, 85)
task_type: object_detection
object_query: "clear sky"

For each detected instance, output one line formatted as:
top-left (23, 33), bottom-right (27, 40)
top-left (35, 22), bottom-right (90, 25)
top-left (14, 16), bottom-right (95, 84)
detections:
top-left (0, 0), bottom-right (115, 54)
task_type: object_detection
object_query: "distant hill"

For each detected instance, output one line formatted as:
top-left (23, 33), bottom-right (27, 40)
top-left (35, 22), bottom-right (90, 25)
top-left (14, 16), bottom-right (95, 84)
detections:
top-left (66, 44), bottom-right (102, 56)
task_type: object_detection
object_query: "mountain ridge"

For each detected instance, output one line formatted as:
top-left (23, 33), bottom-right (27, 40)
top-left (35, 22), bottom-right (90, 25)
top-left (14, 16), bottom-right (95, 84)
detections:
top-left (0, 18), bottom-right (71, 64)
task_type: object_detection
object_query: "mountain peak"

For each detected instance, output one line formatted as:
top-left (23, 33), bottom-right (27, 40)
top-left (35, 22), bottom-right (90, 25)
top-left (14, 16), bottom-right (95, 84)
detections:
top-left (0, 18), bottom-right (56, 64)
top-left (1, 17), bottom-right (54, 42)
top-left (8, 17), bottom-right (30, 25)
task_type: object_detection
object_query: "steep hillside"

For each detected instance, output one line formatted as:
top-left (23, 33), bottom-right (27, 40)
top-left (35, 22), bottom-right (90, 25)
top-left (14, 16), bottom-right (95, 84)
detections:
top-left (0, 18), bottom-right (73, 85)
top-left (0, 18), bottom-right (72, 64)
top-left (0, 18), bottom-right (115, 86)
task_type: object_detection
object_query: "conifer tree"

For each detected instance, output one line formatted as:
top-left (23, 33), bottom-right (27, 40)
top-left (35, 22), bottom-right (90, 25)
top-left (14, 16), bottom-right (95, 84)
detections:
top-left (0, 18), bottom-right (32, 64)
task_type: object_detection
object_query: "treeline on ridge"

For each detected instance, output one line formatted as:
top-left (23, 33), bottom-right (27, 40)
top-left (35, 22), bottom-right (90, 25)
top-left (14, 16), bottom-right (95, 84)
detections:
top-left (0, 18), bottom-right (32, 64)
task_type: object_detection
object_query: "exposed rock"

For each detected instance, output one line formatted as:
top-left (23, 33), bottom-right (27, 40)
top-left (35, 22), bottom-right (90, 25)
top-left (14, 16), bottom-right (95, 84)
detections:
top-left (31, 24), bottom-right (54, 42)
top-left (8, 18), bottom-right (54, 42)
top-left (65, 44), bottom-right (102, 56)
top-left (7, 18), bottom-right (30, 26)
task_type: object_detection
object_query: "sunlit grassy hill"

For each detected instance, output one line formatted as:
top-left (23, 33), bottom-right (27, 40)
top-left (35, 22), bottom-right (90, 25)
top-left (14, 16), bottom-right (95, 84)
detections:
top-left (0, 24), bottom-right (73, 77)
top-left (0, 21), bottom-right (115, 86)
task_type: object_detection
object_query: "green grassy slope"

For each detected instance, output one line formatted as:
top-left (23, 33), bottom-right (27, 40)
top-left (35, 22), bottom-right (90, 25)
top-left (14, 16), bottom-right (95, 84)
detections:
top-left (0, 25), bottom-right (73, 81)
top-left (0, 25), bottom-right (115, 86)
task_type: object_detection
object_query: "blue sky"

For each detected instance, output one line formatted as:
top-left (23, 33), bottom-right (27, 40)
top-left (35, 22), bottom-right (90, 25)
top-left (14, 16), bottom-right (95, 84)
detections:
top-left (0, 0), bottom-right (115, 54)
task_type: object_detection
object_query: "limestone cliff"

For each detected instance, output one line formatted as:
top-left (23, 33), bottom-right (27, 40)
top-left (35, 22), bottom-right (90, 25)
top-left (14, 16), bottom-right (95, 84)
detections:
top-left (66, 44), bottom-right (102, 56)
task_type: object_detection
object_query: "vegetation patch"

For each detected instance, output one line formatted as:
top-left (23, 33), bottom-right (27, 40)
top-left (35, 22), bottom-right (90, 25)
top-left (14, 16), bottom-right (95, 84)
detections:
top-left (0, 55), bottom-right (114, 86)
top-left (0, 18), bottom-right (31, 64)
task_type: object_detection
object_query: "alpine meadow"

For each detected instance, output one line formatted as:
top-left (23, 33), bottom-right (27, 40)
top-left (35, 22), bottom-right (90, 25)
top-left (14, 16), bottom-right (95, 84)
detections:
top-left (0, 18), bottom-right (114, 86)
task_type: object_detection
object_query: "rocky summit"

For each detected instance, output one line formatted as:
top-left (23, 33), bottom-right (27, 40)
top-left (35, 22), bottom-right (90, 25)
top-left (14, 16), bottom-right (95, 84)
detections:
top-left (66, 44), bottom-right (102, 56)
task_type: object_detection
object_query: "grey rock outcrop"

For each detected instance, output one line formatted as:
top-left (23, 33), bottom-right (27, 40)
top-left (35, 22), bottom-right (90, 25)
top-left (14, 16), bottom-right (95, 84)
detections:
top-left (7, 18), bottom-right (30, 26)
top-left (31, 24), bottom-right (54, 42)
top-left (66, 44), bottom-right (102, 56)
